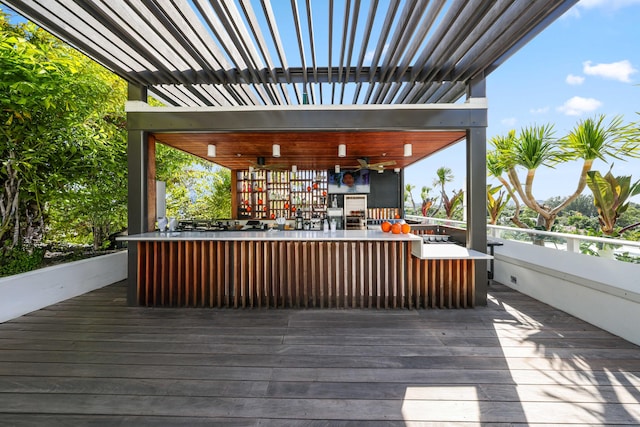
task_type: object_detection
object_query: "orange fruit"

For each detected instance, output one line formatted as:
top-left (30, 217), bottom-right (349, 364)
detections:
top-left (391, 223), bottom-right (402, 234)
top-left (401, 223), bottom-right (411, 234)
top-left (381, 221), bottom-right (392, 232)
top-left (394, 214), bottom-right (401, 219)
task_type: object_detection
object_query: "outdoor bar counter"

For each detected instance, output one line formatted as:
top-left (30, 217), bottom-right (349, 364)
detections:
top-left (123, 230), bottom-right (490, 309)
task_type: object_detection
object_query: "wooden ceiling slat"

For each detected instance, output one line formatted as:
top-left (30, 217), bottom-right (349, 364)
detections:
top-left (153, 131), bottom-right (466, 171)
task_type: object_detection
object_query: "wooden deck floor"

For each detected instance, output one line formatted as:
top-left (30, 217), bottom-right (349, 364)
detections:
top-left (1, 281), bottom-right (640, 426)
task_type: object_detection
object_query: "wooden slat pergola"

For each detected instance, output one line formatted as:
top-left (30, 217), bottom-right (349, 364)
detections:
top-left (1, 0), bottom-right (580, 305)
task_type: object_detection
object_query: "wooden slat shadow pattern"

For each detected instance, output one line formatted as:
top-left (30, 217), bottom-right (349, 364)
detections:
top-left (137, 241), bottom-right (475, 309)
top-left (2, 282), bottom-right (640, 425)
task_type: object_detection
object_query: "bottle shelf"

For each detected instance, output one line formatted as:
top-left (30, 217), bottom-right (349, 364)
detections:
top-left (236, 169), bottom-right (328, 220)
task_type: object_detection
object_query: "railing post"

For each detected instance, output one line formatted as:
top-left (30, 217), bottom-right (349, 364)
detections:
top-left (567, 236), bottom-right (579, 253)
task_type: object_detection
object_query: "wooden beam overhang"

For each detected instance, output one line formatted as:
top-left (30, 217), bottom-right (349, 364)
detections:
top-left (125, 102), bottom-right (488, 132)
top-left (125, 101), bottom-right (486, 171)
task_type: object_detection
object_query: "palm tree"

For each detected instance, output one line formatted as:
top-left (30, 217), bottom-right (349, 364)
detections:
top-left (432, 166), bottom-right (453, 216)
top-left (404, 183), bottom-right (417, 214)
top-left (487, 136), bottom-right (528, 228)
top-left (489, 116), bottom-right (639, 231)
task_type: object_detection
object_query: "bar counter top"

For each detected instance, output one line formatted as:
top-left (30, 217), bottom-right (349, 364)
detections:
top-left (127, 229), bottom-right (485, 308)
top-left (121, 229), bottom-right (421, 242)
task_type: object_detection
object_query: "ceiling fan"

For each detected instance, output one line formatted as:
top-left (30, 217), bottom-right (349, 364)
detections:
top-left (249, 156), bottom-right (287, 171)
top-left (351, 158), bottom-right (397, 172)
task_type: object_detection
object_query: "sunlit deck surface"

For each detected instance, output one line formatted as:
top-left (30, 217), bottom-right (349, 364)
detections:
top-left (1, 281), bottom-right (639, 426)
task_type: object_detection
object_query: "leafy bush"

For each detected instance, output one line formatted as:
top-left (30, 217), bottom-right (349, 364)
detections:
top-left (614, 251), bottom-right (640, 264)
top-left (0, 246), bottom-right (44, 277)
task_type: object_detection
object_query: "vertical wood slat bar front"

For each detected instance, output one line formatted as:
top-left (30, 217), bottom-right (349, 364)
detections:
top-left (134, 239), bottom-right (475, 309)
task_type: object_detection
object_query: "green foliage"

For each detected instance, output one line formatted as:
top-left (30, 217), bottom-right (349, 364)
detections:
top-left (442, 189), bottom-right (464, 220)
top-left (553, 194), bottom-right (598, 218)
top-left (489, 115), bottom-right (639, 231)
top-left (564, 213), bottom-right (600, 231)
top-left (618, 202), bottom-right (640, 229)
top-left (615, 252), bottom-right (640, 264)
top-left (190, 167), bottom-right (232, 219)
top-left (420, 186), bottom-right (437, 217)
top-left (586, 168), bottom-right (640, 236)
top-left (487, 185), bottom-right (511, 225)
top-left (431, 166), bottom-right (462, 220)
top-left (159, 147), bottom-right (232, 220)
top-left (0, 245), bottom-right (43, 277)
top-left (514, 124), bottom-right (563, 169)
top-left (404, 183), bottom-right (417, 214)
top-left (562, 115), bottom-right (637, 162)
top-left (1, 12), bottom-right (127, 249)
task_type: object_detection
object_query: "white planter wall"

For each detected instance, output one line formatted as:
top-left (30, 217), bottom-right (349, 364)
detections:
top-left (493, 240), bottom-right (640, 346)
top-left (0, 251), bottom-right (127, 323)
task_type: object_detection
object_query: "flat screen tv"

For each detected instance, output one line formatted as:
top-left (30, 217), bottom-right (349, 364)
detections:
top-left (328, 169), bottom-right (370, 194)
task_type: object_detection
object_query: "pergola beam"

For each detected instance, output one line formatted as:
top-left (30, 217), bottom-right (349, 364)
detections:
top-left (125, 102), bottom-right (487, 132)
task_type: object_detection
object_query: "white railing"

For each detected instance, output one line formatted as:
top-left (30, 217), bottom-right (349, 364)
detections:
top-left (405, 214), bottom-right (640, 259)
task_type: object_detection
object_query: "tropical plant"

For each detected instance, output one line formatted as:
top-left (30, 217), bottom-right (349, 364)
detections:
top-left (442, 189), bottom-right (464, 220)
top-left (586, 168), bottom-right (640, 236)
top-left (489, 116), bottom-right (639, 231)
top-left (487, 143), bottom-right (527, 228)
top-left (432, 166), bottom-right (455, 216)
top-left (404, 183), bottom-right (417, 214)
top-left (487, 185), bottom-right (511, 225)
top-left (420, 185), bottom-right (437, 217)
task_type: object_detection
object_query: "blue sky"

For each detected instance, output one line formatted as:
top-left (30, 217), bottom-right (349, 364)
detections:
top-left (406, 0), bottom-right (640, 203)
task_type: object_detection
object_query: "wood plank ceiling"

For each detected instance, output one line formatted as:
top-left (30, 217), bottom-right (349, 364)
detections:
top-left (153, 130), bottom-right (467, 170)
top-left (2, 0), bottom-right (577, 169)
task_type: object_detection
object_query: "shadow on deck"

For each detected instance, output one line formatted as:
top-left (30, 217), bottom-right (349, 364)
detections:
top-left (1, 281), bottom-right (639, 425)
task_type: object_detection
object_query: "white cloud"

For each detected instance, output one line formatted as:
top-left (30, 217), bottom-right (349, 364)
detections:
top-left (566, 74), bottom-right (585, 85)
top-left (557, 96), bottom-right (602, 116)
top-left (530, 107), bottom-right (549, 114)
top-left (583, 60), bottom-right (637, 82)
top-left (501, 117), bottom-right (517, 127)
